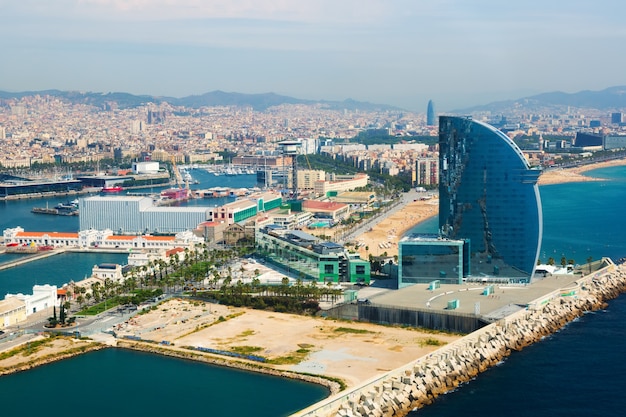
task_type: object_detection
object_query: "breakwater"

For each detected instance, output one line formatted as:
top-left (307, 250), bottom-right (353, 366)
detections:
top-left (295, 259), bottom-right (625, 417)
top-left (116, 340), bottom-right (340, 394)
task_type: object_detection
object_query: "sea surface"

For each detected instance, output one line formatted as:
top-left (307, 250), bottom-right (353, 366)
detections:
top-left (0, 168), bottom-right (257, 233)
top-left (407, 165), bottom-right (626, 417)
top-left (0, 348), bottom-right (329, 417)
top-left (2, 166), bottom-right (626, 416)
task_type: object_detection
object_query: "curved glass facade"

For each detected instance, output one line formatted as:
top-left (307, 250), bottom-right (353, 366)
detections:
top-left (438, 116), bottom-right (542, 279)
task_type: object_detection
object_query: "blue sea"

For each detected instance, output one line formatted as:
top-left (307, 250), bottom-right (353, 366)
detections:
top-left (408, 165), bottom-right (626, 417)
top-left (2, 166), bottom-right (626, 416)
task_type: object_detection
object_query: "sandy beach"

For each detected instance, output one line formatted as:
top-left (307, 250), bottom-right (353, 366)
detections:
top-left (537, 158), bottom-right (626, 185)
top-left (352, 198), bottom-right (439, 260)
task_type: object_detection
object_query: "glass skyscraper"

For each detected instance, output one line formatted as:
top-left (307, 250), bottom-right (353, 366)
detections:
top-left (438, 116), bottom-right (542, 280)
top-left (426, 100), bottom-right (435, 126)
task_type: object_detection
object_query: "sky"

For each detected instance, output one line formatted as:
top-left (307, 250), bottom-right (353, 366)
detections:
top-left (1, 0), bottom-right (625, 111)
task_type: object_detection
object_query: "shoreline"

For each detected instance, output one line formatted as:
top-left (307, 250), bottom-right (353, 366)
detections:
top-left (2, 157), bottom-right (626, 413)
top-left (301, 260), bottom-right (626, 416)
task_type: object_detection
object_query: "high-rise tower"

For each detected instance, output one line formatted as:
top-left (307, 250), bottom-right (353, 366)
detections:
top-left (426, 100), bottom-right (436, 126)
top-left (438, 116), bottom-right (542, 279)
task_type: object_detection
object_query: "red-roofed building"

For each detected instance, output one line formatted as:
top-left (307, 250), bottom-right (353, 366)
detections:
top-left (302, 200), bottom-right (350, 222)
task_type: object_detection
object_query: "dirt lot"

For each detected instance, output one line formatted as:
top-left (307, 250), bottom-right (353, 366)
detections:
top-left (115, 298), bottom-right (461, 387)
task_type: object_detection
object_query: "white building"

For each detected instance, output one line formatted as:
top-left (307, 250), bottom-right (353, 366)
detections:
top-left (79, 196), bottom-right (210, 234)
top-left (314, 173), bottom-right (369, 196)
top-left (5, 284), bottom-right (58, 315)
top-left (91, 263), bottom-right (124, 282)
top-left (132, 161), bottom-right (160, 174)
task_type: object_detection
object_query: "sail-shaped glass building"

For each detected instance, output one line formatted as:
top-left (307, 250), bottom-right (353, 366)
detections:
top-left (399, 116), bottom-right (542, 285)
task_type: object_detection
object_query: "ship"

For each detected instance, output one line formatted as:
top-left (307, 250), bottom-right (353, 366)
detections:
top-left (101, 186), bottom-right (123, 193)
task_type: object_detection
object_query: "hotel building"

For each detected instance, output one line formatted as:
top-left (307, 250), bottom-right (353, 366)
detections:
top-left (399, 116), bottom-right (542, 286)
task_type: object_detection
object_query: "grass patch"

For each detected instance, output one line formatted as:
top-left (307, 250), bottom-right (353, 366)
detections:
top-left (333, 327), bottom-right (373, 334)
top-left (238, 329), bottom-right (255, 337)
top-left (267, 346), bottom-right (313, 365)
top-left (230, 346), bottom-right (263, 355)
top-left (174, 311), bottom-right (245, 340)
top-left (419, 337), bottom-right (445, 347)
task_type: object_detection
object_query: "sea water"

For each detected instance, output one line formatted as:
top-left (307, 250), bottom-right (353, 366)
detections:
top-left (408, 165), bottom-right (626, 416)
top-left (0, 348), bottom-right (328, 417)
top-left (3, 166), bottom-right (626, 416)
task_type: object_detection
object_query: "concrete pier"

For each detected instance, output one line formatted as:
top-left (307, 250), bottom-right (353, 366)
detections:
top-left (294, 259), bottom-right (625, 417)
top-left (0, 248), bottom-right (66, 271)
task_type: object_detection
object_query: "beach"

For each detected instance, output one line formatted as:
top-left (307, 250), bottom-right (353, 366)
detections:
top-left (352, 197), bottom-right (439, 260)
top-left (537, 158), bottom-right (626, 185)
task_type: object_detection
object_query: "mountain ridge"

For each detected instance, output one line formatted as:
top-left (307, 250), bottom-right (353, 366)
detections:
top-left (454, 85), bottom-right (626, 113)
top-left (0, 89), bottom-right (401, 112)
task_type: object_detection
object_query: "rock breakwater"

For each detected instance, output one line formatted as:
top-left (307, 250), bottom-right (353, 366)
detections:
top-left (298, 260), bottom-right (625, 417)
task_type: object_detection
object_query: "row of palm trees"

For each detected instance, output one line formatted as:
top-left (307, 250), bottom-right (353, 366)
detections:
top-left (68, 244), bottom-right (257, 311)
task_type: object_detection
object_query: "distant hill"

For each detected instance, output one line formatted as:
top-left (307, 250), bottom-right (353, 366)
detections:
top-left (456, 86), bottom-right (626, 113)
top-left (0, 89), bottom-right (400, 112)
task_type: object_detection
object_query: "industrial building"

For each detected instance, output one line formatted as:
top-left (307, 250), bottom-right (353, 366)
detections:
top-left (79, 196), bottom-right (210, 234)
top-left (0, 177), bottom-right (82, 199)
top-left (212, 191), bottom-right (282, 226)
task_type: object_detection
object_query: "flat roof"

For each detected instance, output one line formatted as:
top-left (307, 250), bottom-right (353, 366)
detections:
top-left (83, 195), bottom-right (147, 202)
top-left (302, 200), bottom-right (348, 211)
top-left (369, 272), bottom-right (583, 320)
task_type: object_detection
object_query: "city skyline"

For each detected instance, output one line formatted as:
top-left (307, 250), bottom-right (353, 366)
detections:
top-left (1, 1), bottom-right (625, 111)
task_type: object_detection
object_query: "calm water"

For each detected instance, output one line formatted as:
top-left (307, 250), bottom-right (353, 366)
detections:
top-left (0, 252), bottom-right (128, 295)
top-left (0, 169), bottom-right (257, 233)
top-left (408, 165), bottom-right (626, 417)
top-left (3, 166), bottom-right (626, 416)
top-left (0, 170), bottom-right (330, 416)
top-left (0, 348), bottom-right (328, 417)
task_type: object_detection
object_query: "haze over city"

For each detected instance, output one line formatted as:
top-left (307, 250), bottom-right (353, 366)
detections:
top-left (1, 0), bottom-right (625, 111)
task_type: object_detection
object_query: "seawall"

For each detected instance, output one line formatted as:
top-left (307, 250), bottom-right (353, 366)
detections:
top-left (294, 259), bottom-right (625, 417)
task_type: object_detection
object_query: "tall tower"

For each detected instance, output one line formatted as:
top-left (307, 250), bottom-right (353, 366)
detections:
top-left (438, 116), bottom-right (542, 280)
top-left (278, 140), bottom-right (302, 198)
top-left (426, 100), bottom-right (436, 126)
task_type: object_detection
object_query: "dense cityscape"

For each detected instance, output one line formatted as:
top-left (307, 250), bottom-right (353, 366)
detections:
top-left (1, 88), bottom-right (626, 416)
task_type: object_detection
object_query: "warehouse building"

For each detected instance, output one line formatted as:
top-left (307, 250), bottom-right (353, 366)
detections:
top-left (79, 195), bottom-right (210, 234)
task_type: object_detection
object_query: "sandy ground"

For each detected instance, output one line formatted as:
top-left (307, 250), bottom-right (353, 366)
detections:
top-left (350, 198), bottom-right (439, 260)
top-left (538, 158), bottom-right (626, 185)
top-left (0, 335), bottom-right (102, 375)
top-left (114, 298), bottom-right (459, 387)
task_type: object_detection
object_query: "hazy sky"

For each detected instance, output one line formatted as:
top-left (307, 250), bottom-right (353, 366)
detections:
top-left (1, 0), bottom-right (625, 111)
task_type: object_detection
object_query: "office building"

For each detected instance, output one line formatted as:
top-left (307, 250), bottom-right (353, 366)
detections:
top-left (255, 226), bottom-right (370, 284)
top-left (426, 100), bottom-right (436, 126)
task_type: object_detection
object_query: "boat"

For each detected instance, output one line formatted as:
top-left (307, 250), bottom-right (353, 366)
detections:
top-left (101, 186), bottom-right (123, 193)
